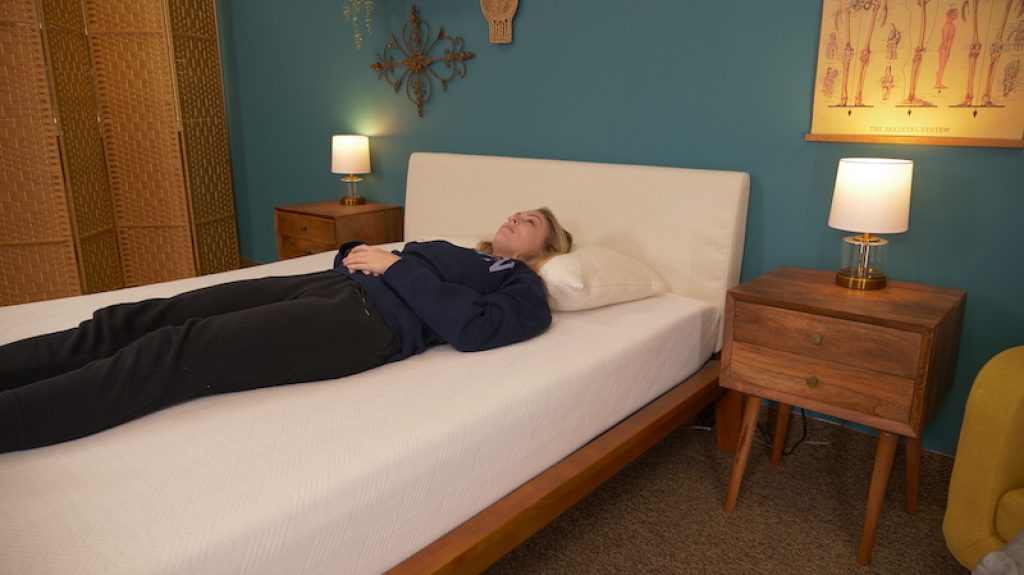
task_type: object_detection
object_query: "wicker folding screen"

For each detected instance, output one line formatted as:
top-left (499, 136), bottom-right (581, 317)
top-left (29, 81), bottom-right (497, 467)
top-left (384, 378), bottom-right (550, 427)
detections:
top-left (86, 0), bottom-right (197, 287)
top-left (0, 0), bottom-right (238, 305)
top-left (169, 0), bottom-right (239, 275)
top-left (0, 0), bottom-right (82, 305)
top-left (42, 0), bottom-right (123, 294)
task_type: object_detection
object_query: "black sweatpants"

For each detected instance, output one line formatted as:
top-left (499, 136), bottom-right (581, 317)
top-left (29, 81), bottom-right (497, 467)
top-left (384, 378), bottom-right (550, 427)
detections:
top-left (0, 270), bottom-right (398, 453)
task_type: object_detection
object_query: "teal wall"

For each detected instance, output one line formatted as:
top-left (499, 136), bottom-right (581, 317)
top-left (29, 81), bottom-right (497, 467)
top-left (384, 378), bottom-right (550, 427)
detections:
top-left (214, 0), bottom-right (1023, 455)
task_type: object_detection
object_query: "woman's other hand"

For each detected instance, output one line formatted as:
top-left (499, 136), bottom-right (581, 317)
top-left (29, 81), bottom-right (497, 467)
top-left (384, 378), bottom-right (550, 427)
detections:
top-left (341, 245), bottom-right (401, 276)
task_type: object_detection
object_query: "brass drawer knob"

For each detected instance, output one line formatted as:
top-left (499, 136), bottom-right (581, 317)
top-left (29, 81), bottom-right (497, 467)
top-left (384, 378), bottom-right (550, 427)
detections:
top-left (809, 333), bottom-right (823, 345)
top-left (805, 376), bottom-right (820, 388)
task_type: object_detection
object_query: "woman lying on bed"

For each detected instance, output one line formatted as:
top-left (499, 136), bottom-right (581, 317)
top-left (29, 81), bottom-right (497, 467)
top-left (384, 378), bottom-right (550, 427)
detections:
top-left (0, 208), bottom-right (573, 453)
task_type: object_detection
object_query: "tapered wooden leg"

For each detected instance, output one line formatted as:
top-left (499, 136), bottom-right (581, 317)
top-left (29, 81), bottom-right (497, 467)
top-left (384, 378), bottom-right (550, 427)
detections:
top-left (905, 435), bottom-right (921, 514)
top-left (771, 403), bottom-right (791, 467)
top-left (857, 431), bottom-right (899, 565)
top-left (724, 395), bottom-right (762, 513)
top-left (715, 389), bottom-right (743, 452)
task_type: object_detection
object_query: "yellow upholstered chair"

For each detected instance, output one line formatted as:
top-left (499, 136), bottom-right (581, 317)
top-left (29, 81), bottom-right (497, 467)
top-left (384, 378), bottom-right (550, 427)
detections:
top-left (944, 346), bottom-right (1024, 570)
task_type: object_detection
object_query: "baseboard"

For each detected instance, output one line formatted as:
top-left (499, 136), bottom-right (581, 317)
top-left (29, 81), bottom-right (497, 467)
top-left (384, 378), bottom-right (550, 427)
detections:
top-left (239, 258), bottom-right (264, 268)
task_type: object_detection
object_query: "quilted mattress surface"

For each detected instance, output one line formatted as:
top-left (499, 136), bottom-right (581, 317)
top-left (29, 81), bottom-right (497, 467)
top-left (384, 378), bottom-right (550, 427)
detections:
top-left (0, 250), bottom-right (717, 575)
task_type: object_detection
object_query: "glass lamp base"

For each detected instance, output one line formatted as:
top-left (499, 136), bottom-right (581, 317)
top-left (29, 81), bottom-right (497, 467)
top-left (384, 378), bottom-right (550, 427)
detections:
top-left (836, 268), bottom-right (887, 290)
top-left (340, 195), bottom-right (366, 205)
top-left (339, 175), bottom-right (366, 205)
top-left (836, 234), bottom-right (889, 290)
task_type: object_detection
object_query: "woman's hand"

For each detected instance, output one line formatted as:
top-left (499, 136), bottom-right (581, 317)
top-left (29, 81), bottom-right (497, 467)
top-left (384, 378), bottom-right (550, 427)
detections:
top-left (341, 245), bottom-right (401, 276)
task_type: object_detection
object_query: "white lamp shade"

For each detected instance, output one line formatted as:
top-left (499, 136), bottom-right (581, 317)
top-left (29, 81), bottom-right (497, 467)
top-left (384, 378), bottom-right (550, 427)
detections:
top-left (331, 135), bottom-right (371, 175)
top-left (827, 158), bottom-right (913, 234)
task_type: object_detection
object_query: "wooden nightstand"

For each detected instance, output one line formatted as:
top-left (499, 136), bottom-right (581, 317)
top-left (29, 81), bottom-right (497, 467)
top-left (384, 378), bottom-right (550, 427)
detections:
top-left (274, 201), bottom-right (403, 260)
top-left (720, 267), bottom-right (965, 565)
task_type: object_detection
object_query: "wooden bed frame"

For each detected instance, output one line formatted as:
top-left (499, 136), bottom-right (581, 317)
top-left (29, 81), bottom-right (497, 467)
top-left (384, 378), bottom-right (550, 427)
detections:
top-left (387, 152), bottom-right (751, 573)
top-left (388, 367), bottom-right (742, 574)
top-left (0, 152), bottom-right (750, 575)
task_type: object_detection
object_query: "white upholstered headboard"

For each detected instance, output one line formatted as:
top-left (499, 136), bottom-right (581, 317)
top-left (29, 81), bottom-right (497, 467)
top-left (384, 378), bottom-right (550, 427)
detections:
top-left (404, 152), bottom-right (750, 325)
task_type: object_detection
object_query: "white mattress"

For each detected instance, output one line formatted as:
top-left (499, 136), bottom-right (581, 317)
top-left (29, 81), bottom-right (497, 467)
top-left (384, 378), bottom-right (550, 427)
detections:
top-left (0, 251), bottom-right (718, 575)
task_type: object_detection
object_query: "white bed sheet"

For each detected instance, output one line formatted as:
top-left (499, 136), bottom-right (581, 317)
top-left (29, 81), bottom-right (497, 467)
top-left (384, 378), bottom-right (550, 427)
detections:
top-left (0, 251), bottom-right (717, 575)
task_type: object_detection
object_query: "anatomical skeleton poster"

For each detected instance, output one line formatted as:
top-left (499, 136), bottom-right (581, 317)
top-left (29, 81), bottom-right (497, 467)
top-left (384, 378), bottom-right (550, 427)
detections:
top-left (809, 0), bottom-right (1024, 146)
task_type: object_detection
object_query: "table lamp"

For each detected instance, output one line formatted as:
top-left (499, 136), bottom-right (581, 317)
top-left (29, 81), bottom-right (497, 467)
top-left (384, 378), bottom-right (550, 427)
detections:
top-left (827, 158), bottom-right (913, 290)
top-left (331, 135), bottom-right (371, 205)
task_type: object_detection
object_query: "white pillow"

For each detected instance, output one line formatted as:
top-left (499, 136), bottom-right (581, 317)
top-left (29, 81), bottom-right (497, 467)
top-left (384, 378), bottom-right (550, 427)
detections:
top-left (539, 245), bottom-right (669, 311)
top-left (418, 236), bottom-right (668, 311)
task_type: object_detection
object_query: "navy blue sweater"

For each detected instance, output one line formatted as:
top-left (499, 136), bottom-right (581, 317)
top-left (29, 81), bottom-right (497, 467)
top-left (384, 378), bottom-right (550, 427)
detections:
top-left (334, 241), bottom-right (550, 361)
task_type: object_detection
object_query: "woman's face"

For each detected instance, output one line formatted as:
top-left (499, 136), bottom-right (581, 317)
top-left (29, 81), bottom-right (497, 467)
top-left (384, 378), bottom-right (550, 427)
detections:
top-left (491, 211), bottom-right (549, 259)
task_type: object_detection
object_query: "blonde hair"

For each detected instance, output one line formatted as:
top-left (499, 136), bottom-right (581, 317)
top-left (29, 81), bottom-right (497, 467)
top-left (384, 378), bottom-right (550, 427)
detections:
top-left (477, 207), bottom-right (573, 271)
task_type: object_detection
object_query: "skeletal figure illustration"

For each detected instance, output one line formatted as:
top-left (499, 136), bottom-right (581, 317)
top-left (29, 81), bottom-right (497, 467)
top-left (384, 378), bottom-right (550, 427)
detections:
top-left (980, 0), bottom-right (1021, 106)
top-left (835, 0), bottom-right (889, 106)
top-left (958, 0), bottom-right (983, 105)
top-left (836, 4), bottom-right (856, 106)
top-left (855, 0), bottom-right (888, 106)
top-left (905, 0), bottom-right (933, 105)
top-left (935, 8), bottom-right (958, 88)
top-left (886, 23), bottom-right (902, 59)
top-left (824, 66), bottom-right (840, 97)
top-left (827, 31), bottom-right (839, 60)
top-left (1010, 20), bottom-right (1024, 51)
top-left (1004, 59), bottom-right (1020, 96)
top-left (882, 64), bottom-right (896, 99)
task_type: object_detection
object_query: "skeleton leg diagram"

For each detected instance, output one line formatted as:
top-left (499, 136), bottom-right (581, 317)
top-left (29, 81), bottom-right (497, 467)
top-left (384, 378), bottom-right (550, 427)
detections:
top-left (980, 0), bottom-right (1022, 106)
top-left (832, 0), bottom-right (889, 107)
top-left (905, 0), bottom-right (934, 105)
top-left (936, 8), bottom-right (959, 88)
top-left (958, 0), bottom-right (984, 105)
top-left (954, 0), bottom-right (1024, 108)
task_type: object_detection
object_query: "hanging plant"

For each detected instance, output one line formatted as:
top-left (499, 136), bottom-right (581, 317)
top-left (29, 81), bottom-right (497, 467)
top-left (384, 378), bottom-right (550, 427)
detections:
top-left (342, 0), bottom-right (375, 49)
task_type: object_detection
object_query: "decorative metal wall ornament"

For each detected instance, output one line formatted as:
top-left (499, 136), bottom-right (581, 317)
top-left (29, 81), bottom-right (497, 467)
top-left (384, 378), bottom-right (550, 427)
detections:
top-left (370, 5), bottom-right (475, 117)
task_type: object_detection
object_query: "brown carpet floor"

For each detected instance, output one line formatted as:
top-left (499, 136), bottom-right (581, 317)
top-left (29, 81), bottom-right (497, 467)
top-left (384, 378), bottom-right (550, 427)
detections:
top-left (485, 412), bottom-right (967, 575)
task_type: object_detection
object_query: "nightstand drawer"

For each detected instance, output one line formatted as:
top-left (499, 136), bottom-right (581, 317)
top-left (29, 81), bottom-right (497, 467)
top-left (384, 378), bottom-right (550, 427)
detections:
top-left (278, 234), bottom-right (336, 258)
top-left (732, 301), bottom-right (920, 378)
top-left (730, 342), bottom-right (914, 425)
top-left (276, 212), bottom-right (336, 244)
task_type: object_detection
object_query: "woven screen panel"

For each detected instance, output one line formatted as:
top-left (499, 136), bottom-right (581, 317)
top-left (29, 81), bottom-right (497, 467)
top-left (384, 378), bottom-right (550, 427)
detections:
top-left (171, 0), bottom-right (238, 275)
top-left (78, 229), bottom-right (123, 293)
top-left (0, 0), bottom-right (37, 21)
top-left (182, 118), bottom-right (233, 225)
top-left (44, 0), bottom-right (115, 236)
top-left (43, 0), bottom-right (124, 293)
top-left (194, 216), bottom-right (239, 274)
top-left (84, 0), bottom-right (164, 33)
top-left (90, 33), bottom-right (189, 227)
top-left (0, 243), bottom-right (81, 305)
top-left (183, 117), bottom-right (237, 274)
top-left (86, 0), bottom-right (196, 285)
top-left (39, 0), bottom-right (80, 28)
top-left (167, 0), bottom-right (217, 38)
top-left (119, 225), bottom-right (195, 286)
top-left (0, 1), bottom-right (81, 304)
top-left (0, 25), bottom-right (70, 243)
top-left (173, 35), bottom-right (225, 121)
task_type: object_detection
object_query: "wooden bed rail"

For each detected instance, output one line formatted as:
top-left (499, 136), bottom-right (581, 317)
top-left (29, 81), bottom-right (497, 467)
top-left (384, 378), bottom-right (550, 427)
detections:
top-left (386, 360), bottom-right (740, 575)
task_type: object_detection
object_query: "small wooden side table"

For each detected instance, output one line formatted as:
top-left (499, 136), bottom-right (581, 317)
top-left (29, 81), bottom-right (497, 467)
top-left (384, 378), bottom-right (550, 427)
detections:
top-left (274, 201), bottom-right (403, 260)
top-left (720, 266), bottom-right (966, 565)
